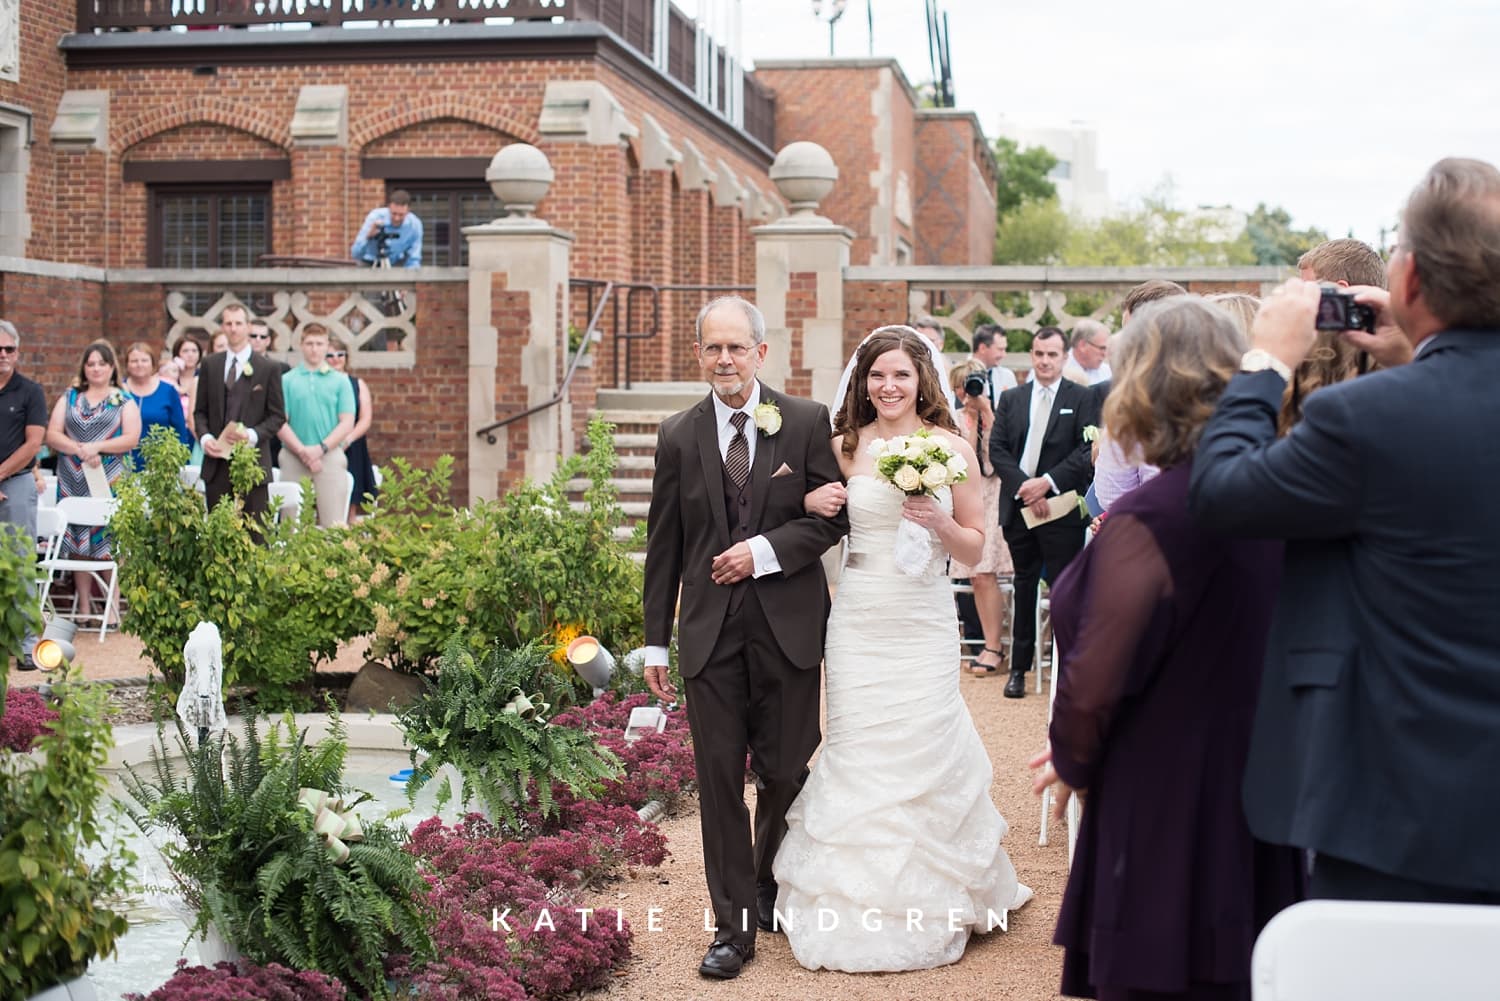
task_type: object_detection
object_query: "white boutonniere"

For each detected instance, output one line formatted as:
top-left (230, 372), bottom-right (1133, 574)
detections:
top-left (318, 363), bottom-right (333, 375)
top-left (241, 361), bottom-right (254, 378)
top-left (1082, 424), bottom-right (1101, 443)
top-left (106, 388), bottom-right (125, 407)
top-left (752, 401), bottom-right (782, 436)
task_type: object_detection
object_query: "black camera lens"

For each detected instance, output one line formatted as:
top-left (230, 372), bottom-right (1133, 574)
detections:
top-left (963, 374), bottom-right (988, 398)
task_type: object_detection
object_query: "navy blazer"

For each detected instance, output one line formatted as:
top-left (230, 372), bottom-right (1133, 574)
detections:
top-left (989, 377), bottom-right (1100, 523)
top-left (1189, 331), bottom-right (1500, 891)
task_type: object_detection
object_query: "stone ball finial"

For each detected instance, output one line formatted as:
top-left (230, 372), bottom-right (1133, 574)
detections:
top-left (769, 141), bottom-right (839, 218)
top-left (486, 143), bottom-right (555, 222)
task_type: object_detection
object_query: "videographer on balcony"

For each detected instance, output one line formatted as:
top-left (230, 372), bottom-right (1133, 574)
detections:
top-left (351, 189), bottom-right (423, 269)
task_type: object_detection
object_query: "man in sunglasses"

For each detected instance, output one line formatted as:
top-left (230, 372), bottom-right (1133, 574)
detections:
top-left (0, 320), bottom-right (50, 669)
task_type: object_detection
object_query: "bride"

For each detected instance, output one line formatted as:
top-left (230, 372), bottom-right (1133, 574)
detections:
top-left (774, 325), bottom-right (1031, 973)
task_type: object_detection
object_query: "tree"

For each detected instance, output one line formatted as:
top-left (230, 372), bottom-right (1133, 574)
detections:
top-left (1246, 203), bottom-right (1329, 265)
top-left (994, 198), bottom-right (1070, 265)
top-left (993, 136), bottom-right (1058, 219)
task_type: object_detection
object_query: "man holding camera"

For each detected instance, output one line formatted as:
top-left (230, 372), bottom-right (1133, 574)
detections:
top-left (351, 189), bottom-right (423, 269)
top-left (970, 323), bottom-right (1017, 408)
top-left (1190, 157), bottom-right (1500, 904)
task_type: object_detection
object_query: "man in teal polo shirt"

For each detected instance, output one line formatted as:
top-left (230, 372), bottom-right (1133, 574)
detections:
top-left (277, 323), bottom-right (355, 527)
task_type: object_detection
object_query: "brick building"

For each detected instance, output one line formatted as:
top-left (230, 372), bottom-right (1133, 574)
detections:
top-left (2, 1), bottom-right (999, 499)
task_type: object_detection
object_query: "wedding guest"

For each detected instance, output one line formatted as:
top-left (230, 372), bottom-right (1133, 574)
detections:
top-left (210, 330), bottom-right (229, 355)
top-left (1191, 160), bottom-right (1500, 904)
top-left (172, 334), bottom-right (204, 419)
top-left (1035, 297), bottom-right (1303, 1001)
top-left (122, 341), bottom-right (192, 469)
top-left (45, 340), bottom-right (141, 621)
top-left (1207, 293), bottom-right (1261, 340)
top-left (1279, 238), bottom-right (1385, 434)
top-left (948, 358), bottom-right (1013, 676)
top-left (325, 334), bottom-right (378, 513)
top-left (277, 323), bottom-right (354, 527)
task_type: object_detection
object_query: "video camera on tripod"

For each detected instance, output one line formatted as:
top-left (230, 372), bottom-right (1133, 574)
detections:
top-left (369, 225), bottom-right (402, 267)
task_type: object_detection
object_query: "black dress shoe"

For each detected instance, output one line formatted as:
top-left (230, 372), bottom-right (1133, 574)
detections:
top-left (699, 940), bottom-right (754, 979)
top-left (756, 883), bottom-right (780, 933)
top-left (1003, 668), bottom-right (1027, 699)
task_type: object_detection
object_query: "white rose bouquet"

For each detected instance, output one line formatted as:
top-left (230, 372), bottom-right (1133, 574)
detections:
top-left (868, 428), bottom-right (968, 576)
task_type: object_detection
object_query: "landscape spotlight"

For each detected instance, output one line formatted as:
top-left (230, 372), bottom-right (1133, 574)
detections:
top-left (565, 635), bottom-right (615, 693)
top-left (31, 618), bottom-right (77, 671)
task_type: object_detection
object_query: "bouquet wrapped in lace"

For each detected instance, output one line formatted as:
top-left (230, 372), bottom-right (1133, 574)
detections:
top-left (869, 429), bottom-right (969, 576)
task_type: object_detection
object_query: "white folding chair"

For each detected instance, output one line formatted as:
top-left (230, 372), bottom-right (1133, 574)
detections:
top-left (1252, 900), bottom-right (1500, 1001)
top-left (179, 464), bottom-right (201, 489)
top-left (951, 579), bottom-right (987, 667)
top-left (1034, 592), bottom-right (1050, 691)
top-left (267, 481), bottom-right (303, 525)
top-left (37, 473), bottom-right (57, 509)
top-left (38, 496), bottom-right (120, 642)
top-left (371, 464), bottom-right (383, 489)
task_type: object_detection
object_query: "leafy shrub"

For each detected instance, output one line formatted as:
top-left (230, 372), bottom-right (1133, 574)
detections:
top-left (112, 429), bottom-right (365, 704)
top-left (121, 709), bottom-right (432, 1000)
top-left (124, 958), bottom-right (345, 1001)
top-left (361, 420), bottom-right (644, 678)
top-left (0, 677), bottom-right (132, 999)
top-left (0, 520), bottom-right (41, 715)
top-left (0, 688), bottom-right (58, 752)
top-left (397, 641), bottom-right (621, 830)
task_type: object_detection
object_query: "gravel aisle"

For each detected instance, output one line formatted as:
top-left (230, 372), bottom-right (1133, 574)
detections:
top-left (583, 670), bottom-right (1069, 1000)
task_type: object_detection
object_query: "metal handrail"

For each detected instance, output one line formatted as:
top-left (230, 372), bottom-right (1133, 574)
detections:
top-left (612, 283), bottom-right (753, 389)
top-left (474, 279), bottom-right (613, 444)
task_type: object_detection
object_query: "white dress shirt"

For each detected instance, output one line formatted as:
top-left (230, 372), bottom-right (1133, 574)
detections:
top-left (205, 345), bottom-right (259, 446)
top-left (1018, 376), bottom-right (1062, 495)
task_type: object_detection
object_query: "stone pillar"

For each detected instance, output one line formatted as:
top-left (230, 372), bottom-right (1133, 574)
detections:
top-left (754, 142), bottom-right (852, 402)
top-left (465, 145), bottom-right (574, 502)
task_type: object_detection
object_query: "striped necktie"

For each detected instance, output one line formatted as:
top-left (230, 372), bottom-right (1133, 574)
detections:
top-left (726, 411), bottom-right (750, 487)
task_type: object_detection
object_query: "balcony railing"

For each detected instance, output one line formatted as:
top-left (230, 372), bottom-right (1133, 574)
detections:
top-left (74, 0), bottom-right (775, 149)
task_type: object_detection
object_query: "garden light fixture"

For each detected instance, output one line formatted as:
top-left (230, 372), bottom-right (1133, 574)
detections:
top-left (565, 634), bottom-right (615, 693)
top-left (31, 617), bottom-right (77, 671)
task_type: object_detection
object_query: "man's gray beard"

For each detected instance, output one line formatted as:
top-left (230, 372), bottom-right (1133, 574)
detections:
top-left (711, 377), bottom-right (748, 400)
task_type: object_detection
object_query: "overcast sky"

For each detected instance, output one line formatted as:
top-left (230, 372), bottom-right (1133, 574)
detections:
top-left (680, 0), bottom-right (1500, 247)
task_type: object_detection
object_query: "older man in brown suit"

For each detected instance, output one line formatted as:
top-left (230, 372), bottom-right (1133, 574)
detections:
top-left (643, 296), bottom-right (847, 980)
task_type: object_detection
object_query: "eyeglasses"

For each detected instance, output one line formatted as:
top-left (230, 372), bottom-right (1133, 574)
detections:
top-left (326, 352), bottom-right (347, 360)
top-left (699, 342), bottom-right (754, 359)
top-left (0, 345), bottom-right (15, 355)
top-left (248, 331), bottom-right (271, 341)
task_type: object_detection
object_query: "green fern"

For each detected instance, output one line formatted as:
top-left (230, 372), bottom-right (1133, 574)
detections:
top-left (120, 709), bottom-right (431, 999)
top-left (398, 640), bottom-right (622, 833)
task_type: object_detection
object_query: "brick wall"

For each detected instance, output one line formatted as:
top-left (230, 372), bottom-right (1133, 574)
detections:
top-left (0, 270), bottom-right (106, 398)
top-left (843, 278), bottom-right (909, 360)
top-left (783, 270), bottom-right (818, 401)
top-left (0, 0), bottom-right (74, 261)
top-left (913, 114), bottom-right (999, 267)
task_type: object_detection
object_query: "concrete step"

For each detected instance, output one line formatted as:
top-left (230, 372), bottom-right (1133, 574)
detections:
top-left (596, 382), bottom-right (705, 413)
top-left (594, 409), bottom-right (681, 427)
top-left (596, 433), bottom-right (657, 452)
top-left (572, 499), bottom-right (650, 518)
top-left (565, 477), bottom-right (654, 495)
top-left (614, 454), bottom-right (655, 471)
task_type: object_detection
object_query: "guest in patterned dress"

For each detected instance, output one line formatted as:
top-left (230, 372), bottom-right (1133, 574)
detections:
top-left (948, 358), bottom-right (1015, 676)
top-left (44, 340), bottom-right (140, 619)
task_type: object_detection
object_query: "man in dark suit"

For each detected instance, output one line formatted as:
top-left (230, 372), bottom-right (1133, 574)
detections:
top-left (194, 303), bottom-right (285, 520)
top-left (642, 296), bottom-right (847, 979)
top-left (1190, 157), bottom-right (1500, 904)
top-left (990, 326), bottom-right (1100, 698)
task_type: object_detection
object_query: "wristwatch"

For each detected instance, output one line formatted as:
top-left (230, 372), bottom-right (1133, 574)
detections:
top-left (1241, 349), bottom-right (1292, 381)
top-left (319, 442), bottom-right (330, 455)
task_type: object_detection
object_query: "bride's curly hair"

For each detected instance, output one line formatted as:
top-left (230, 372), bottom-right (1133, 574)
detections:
top-left (835, 326), bottom-right (957, 458)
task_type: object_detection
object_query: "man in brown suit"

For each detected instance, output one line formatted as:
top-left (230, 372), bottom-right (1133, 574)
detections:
top-left (194, 303), bottom-right (285, 519)
top-left (643, 296), bottom-right (847, 980)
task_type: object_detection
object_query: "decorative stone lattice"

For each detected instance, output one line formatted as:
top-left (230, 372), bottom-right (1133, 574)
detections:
top-left (165, 286), bottom-right (418, 367)
top-left (908, 286), bottom-right (1128, 344)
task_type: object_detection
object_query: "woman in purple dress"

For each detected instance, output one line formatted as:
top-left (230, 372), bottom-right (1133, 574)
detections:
top-left (1032, 297), bottom-right (1303, 1001)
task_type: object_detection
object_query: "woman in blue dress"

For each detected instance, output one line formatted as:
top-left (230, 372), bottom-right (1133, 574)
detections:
top-left (122, 340), bottom-right (193, 469)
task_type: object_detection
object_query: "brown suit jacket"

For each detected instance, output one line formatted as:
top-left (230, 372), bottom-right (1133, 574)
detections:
top-left (643, 384), bottom-right (848, 677)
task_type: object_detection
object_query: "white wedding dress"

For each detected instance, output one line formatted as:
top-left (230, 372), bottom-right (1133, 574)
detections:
top-left (773, 475), bottom-right (1030, 973)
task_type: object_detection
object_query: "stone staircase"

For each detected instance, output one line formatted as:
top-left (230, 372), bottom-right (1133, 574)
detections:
top-left (567, 382), bottom-right (707, 555)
